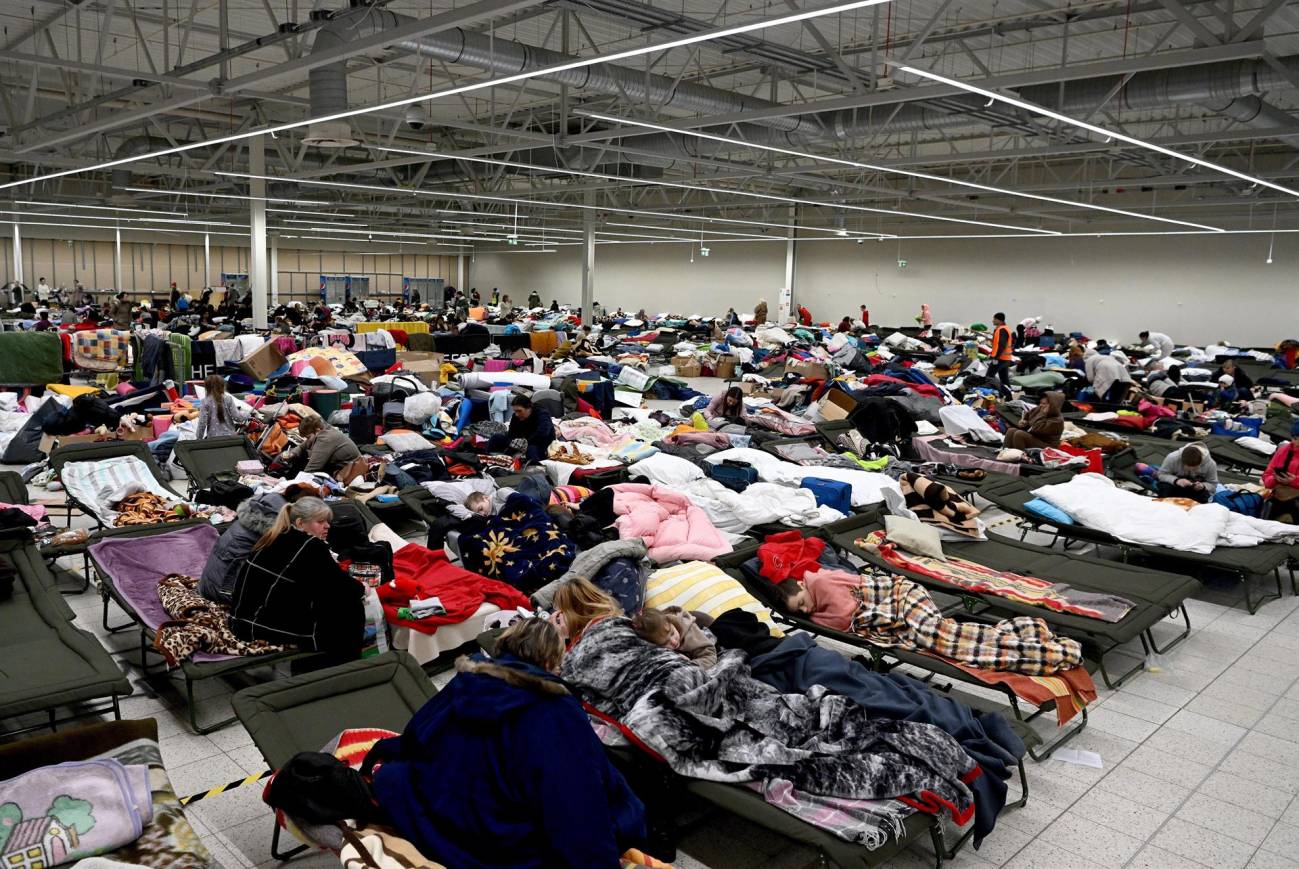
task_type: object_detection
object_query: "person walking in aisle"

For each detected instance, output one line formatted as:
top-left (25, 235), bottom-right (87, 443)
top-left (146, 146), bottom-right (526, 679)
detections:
top-left (989, 312), bottom-right (1014, 399)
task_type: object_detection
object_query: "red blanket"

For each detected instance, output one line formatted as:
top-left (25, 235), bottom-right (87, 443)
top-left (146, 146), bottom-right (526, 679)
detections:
top-left (758, 531), bottom-right (825, 582)
top-left (378, 544), bottom-right (530, 634)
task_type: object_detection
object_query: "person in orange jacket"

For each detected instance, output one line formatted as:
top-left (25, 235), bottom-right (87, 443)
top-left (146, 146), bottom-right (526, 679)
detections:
top-left (989, 312), bottom-right (1014, 398)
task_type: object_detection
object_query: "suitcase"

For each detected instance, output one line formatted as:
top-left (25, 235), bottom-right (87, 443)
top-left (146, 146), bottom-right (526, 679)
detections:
top-left (706, 459), bottom-right (758, 492)
top-left (800, 477), bottom-right (852, 514)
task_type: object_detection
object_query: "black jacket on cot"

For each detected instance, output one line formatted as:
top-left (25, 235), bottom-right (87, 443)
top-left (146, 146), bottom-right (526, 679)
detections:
top-left (229, 528), bottom-right (363, 663)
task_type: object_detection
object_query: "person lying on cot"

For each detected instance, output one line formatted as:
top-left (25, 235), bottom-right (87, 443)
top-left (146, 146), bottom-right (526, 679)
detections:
top-left (631, 606), bottom-right (718, 668)
top-left (228, 497), bottom-right (364, 667)
top-left (369, 617), bottom-right (649, 869)
top-left (1156, 444), bottom-right (1219, 503)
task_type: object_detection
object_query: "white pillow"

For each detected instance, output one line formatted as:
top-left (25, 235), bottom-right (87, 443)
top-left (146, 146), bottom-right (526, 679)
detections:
top-left (884, 514), bottom-right (946, 561)
top-left (628, 452), bottom-right (705, 487)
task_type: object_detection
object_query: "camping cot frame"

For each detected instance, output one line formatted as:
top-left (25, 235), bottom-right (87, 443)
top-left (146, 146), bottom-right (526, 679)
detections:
top-left (977, 469), bottom-right (1294, 614)
top-left (712, 537), bottom-right (1090, 764)
top-left (86, 519), bottom-right (308, 734)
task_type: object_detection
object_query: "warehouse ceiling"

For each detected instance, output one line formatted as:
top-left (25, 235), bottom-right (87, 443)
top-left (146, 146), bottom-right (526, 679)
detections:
top-left (3, 0), bottom-right (1299, 249)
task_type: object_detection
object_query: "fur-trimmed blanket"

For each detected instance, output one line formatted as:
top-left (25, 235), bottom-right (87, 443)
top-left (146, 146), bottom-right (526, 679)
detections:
top-left (561, 618), bottom-right (979, 845)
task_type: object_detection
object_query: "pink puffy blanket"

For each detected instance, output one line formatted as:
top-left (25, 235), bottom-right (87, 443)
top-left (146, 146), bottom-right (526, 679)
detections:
top-left (610, 483), bottom-right (733, 563)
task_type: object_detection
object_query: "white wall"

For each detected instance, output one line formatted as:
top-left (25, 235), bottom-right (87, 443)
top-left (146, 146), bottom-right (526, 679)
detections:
top-left (471, 232), bottom-right (1298, 346)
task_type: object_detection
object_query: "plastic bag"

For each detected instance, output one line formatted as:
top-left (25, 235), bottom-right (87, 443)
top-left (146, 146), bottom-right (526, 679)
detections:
top-left (403, 391), bottom-right (442, 425)
top-left (360, 585), bottom-right (390, 658)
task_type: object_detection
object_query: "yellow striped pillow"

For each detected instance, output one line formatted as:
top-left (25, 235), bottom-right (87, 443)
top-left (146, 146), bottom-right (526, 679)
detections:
top-left (643, 561), bottom-right (783, 637)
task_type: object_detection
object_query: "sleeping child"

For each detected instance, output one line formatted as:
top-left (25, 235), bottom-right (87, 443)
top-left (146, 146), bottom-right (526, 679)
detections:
top-left (773, 568), bottom-right (1082, 675)
top-left (464, 491), bottom-right (493, 516)
top-left (631, 606), bottom-right (718, 668)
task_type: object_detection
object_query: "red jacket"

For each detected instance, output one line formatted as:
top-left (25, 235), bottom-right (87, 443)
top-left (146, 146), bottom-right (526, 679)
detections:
top-left (379, 544), bottom-right (530, 633)
top-left (1263, 442), bottom-right (1299, 491)
top-left (758, 530), bottom-right (825, 582)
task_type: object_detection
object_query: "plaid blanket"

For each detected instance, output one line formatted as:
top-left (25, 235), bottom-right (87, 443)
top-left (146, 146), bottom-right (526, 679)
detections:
top-left (73, 329), bottom-right (131, 372)
top-left (155, 573), bottom-right (285, 666)
top-left (841, 568), bottom-right (1084, 675)
top-left (857, 531), bottom-right (1135, 623)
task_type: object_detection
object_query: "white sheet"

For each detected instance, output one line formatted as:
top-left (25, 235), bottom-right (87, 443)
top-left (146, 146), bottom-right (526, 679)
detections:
top-left (938, 404), bottom-right (1003, 444)
top-left (702, 447), bottom-right (901, 507)
top-left (1032, 473), bottom-right (1299, 554)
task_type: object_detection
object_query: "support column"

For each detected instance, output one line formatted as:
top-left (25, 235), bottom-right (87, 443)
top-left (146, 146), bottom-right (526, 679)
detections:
top-left (780, 205), bottom-right (797, 323)
top-left (269, 235), bottom-right (279, 306)
top-left (248, 134), bottom-right (269, 329)
top-left (581, 198), bottom-right (595, 319)
top-left (203, 233), bottom-right (211, 287)
top-left (10, 223), bottom-right (23, 287)
top-left (456, 252), bottom-right (466, 292)
top-left (114, 227), bottom-right (123, 291)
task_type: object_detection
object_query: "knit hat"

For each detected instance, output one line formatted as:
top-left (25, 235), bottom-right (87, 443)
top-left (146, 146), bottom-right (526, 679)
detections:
top-left (1218, 375), bottom-right (1234, 386)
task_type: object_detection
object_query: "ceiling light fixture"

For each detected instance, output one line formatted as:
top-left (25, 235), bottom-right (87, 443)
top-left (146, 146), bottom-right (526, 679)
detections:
top-left (372, 145), bottom-right (1055, 234)
top-left (2, 0), bottom-right (894, 192)
top-left (122, 186), bottom-right (328, 205)
top-left (437, 208), bottom-right (867, 238)
top-left (17, 200), bottom-right (186, 218)
top-left (578, 112), bottom-right (1223, 231)
top-left (890, 61), bottom-right (1299, 198)
top-left (0, 208), bottom-right (237, 228)
top-left (282, 218), bottom-right (367, 227)
top-left (8, 219), bottom-right (249, 238)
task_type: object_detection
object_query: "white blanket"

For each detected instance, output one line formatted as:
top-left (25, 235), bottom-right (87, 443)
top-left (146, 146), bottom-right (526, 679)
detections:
top-left (938, 405), bottom-right (1003, 444)
top-left (62, 455), bottom-right (183, 525)
top-left (702, 447), bottom-right (901, 507)
top-left (458, 370), bottom-right (552, 391)
top-left (1032, 473), bottom-right (1299, 554)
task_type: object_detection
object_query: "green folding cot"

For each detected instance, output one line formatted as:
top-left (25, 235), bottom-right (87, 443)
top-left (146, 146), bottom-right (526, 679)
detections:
top-left (172, 435), bottom-right (259, 498)
top-left (978, 470), bottom-right (1293, 613)
top-left (0, 531), bottom-right (132, 738)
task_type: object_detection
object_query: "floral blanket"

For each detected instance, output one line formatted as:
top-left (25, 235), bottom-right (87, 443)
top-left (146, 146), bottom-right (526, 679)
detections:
top-left (458, 493), bottom-right (577, 593)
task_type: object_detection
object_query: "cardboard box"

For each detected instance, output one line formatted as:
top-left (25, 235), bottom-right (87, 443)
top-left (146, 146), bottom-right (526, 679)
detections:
top-left (238, 341), bottom-right (288, 380)
top-left (787, 359), bottom-right (829, 381)
top-left (673, 357), bottom-right (702, 378)
top-left (714, 355), bottom-right (738, 379)
top-left (41, 425), bottom-right (153, 456)
top-left (396, 351), bottom-right (446, 386)
top-left (817, 388), bottom-right (857, 421)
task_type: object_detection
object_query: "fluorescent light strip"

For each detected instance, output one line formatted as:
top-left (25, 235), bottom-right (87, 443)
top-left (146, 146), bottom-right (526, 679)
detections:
top-left (436, 208), bottom-right (880, 238)
top-left (282, 218), bottom-right (367, 227)
top-left (374, 145), bottom-right (1055, 235)
top-left (439, 218), bottom-right (586, 234)
top-left (123, 186), bottom-right (328, 205)
top-left (578, 112), bottom-right (1223, 232)
top-left (266, 207), bottom-right (357, 218)
top-left (891, 62), bottom-right (1299, 198)
top-left (3, 0), bottom-right (893, 193)
top-left (0, 208), bottom-right (237, 227)
top-left (17, 200), bottom-right (187, 218)
top-left (298, 224), bottom-right (550, 244)
top-left (605, 221), bottom-right (773, 240)
top-left (10, 219), bottom-right (248, 238)
top-left (291, 234), bottom-right (433, 246)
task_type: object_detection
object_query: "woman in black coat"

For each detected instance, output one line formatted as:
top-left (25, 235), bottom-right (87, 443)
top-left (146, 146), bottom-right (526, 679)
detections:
top-left (228, 496), bottom-right (364, 666)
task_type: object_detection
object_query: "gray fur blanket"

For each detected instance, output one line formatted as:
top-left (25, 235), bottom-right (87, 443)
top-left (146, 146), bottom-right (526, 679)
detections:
top-left (562, 618), bottom-right (978, 825)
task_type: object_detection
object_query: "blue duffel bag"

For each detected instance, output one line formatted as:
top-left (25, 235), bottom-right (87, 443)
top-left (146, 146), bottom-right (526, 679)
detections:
top-left (801, 477), bottom-right (853, 514)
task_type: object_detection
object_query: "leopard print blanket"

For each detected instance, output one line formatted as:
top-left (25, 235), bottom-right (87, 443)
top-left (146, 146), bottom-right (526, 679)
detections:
top-left (155, 573), bottom-right (285, 666)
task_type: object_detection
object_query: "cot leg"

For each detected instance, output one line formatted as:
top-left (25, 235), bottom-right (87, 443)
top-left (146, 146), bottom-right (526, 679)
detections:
top-left (270, 823), bottom-right (309, 862)
top-left (111, 694), bottom-right (122, 721)
top-left (1009, 759), bottom-right (1030, 809)
top-left (1145, 605), bottom-right (1192, 654)
top-left (102, 590), bottom-right (132, 633)
top-left (928, 815), bottom-right (975, 867)
top-left (1026, 706), bottom-right (1088, 762)
top-left (187, 676), bottom-right (237, 735)
top-left (1098, 642), bottom-right (1146, 690)
top-left (1291, 564), bottom-right (1297, 596)
top-left (1242, 570), bottom-right (1282, 615)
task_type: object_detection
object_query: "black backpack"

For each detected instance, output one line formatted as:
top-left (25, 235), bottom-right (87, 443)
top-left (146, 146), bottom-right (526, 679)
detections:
top-left (264, 752), bottom-right (384, 825)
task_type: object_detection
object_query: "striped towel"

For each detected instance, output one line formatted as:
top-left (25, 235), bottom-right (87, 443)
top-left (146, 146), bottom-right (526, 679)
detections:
top-left (643, 561), bottom-right (782, 636)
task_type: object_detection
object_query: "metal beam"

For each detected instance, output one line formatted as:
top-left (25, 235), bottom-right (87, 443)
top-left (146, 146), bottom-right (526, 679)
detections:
top-left (1158, 0), bottom-right (1222, 46)
top-left (1232, 0), bottom-right (1287, 42)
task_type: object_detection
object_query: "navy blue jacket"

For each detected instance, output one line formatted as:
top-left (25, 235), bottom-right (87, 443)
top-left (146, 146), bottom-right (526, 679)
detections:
top-left (371, 653), bottom-right (646, 868)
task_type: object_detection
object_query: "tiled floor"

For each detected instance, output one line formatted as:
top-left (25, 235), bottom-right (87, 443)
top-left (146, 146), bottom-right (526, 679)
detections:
top-left (8, 382), bottom-right (1299, 868)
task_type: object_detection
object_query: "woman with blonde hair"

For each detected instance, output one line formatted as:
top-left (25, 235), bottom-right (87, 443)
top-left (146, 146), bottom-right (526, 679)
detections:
top-left (228, 497), bottom-right (364, 665)
top-left (550, 577), bottom-right (623, 644)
